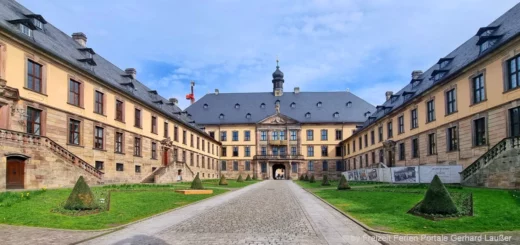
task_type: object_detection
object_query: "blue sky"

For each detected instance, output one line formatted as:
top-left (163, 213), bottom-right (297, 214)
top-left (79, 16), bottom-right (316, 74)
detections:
top-left (19, 0), bottom-right (519, 109)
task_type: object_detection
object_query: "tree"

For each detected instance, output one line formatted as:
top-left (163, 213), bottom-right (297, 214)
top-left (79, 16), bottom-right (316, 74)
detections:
top-left (237, 174), bottom-right (244, 182)
top-left (309, 174), bottom-right (316, 183)
top-left (190, 173), bottom-right (204, 190)
top-left (417, 175), bottom-right (458, 215)
top-left (337, 174), bottom-right (351, 190)
top-left (245, 174), bottom-right (252, 181)
top-left (321, 175), bottom-right (331, 186)
top-left (304, 174), bottom-right (309, 181)
top-left (219, 174), bottom-right (228, 185)
top-left (64, 176), bottom-right (98, 210)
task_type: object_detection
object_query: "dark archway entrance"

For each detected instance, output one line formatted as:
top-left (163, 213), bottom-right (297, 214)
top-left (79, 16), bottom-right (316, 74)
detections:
top-left (6, 156), bottom-right (26, 189)
top-left (272, 163), bottom-right (286, 179)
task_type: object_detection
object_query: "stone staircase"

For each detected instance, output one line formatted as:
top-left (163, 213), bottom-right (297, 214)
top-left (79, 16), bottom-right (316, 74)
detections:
top-left (140, 159), bottom-right (196, 184)
top-left (461, 136), bottom-right (520, 188)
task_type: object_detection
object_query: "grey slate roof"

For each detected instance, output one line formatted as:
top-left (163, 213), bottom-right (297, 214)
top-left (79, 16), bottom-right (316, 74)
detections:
top-left (185, 91), bottom-right (376, 125)
top-left (352, 2), bottom-right (520, 136)
top-left (0, 0), bottom-right (215, 142)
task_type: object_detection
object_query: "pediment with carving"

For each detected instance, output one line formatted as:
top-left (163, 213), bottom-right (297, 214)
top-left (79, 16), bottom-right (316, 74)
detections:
top-left (259, 113), bottom-right (298, 125)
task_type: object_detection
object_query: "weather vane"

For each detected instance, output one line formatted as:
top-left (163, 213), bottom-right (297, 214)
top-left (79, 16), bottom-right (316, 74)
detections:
top-left (276, 55), bottom-right (279, 68)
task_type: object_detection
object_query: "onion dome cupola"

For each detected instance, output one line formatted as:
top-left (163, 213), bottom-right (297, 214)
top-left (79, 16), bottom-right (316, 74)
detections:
top-left (272, 59), bottom-right (284, 96)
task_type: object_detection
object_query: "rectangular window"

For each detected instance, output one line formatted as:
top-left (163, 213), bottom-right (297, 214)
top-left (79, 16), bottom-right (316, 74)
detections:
top-left (378, 126), bottom-right (383, 142)
top-left (68, 119), bottom-right (80, 145)
top-left (116, 163), bottom-right (124, 171)
top-left (307, 130), bottom-right (314, 141)
top-left (510, 107), bottom-right (520, 137)
top-left (209, 131), bottom-right (215, 139)
top-left (507, 55), bottom-right (520, 90)
top-left (164, 122), bottom-right (169, 138)
top-left (115, 132), bottom-right (123, 153)
top-left (398, 116), bottom-right (404, 134)
top-left (321, 129), bottom-right (328, 141)
top-left (245, 146), bottom-right (250, 157)
top-left (447, 126), bottom-right (458, 151)
top-left (221, 161), bottom-right (227, 171)
top-left (233, 161), bottom-right (239, 171)
top-left (220, 131), bottom-right (227, 141)
top-left (245, 161), bottom-right (251, 171)
top-left (290, 130), bottom-right (297, 140)
top-left (271, 131), bottom-right (279, 140)
top-left (280, 146), bottom-right (286, 156)
top-left (308, 161), bottom-right (314, 171)
top-left (135, 165), bottom-right (141, 173)
top-left (335, 146), bottom-right (342, 157)
top-left (358, 137), bottom-right (362, 150)
top-left (387, 121), bottom-right (393, 138)
top-left (322, 161), bottom-right (328, 171)
top-left (151, 116), bottom-right (157, 134)
top-left (307, 146), bottom-right (314, 157)
top-left (95, 161), bottom-right (104, 170)
top-left (321, 146), bottom-right (328, 157)
top-left (260, 131), bottom-right (267, 141)
top-left (474, 118), bottom-right (486, 146)
top-left (182, 151), bottom-right (186, 162)
top-left (196, 137), bottom-right (200, 149)
top-left (411, 109), bottom-right (418, 129)
top-left (370, 130), bottom-right (375, 145)
top-left (335, 130), bottom-right (342, 140)
top-left (190, 153), bottom-right (194, 166)
top-left (472, 74), bottom-right (485, 104)
top-left (412, 138), bottom-right (419, 158)
top-left (364, 134), bottom-right (368, 147)
top-left (134, 137), bottom-right (141, 156)
top-left (336, 161), bottom-right (344, 171)
top-left (134, 108), bottom-right (141, 128)
top-left (115, 100), bottom-right (124, 121)
top-left (446, 88), bottom-right (457, 115)
top-left (347, 143), bottom-right (350, 155)
top-left (427, 100), bottom-right (435, 122)
top-left (280, 130), bottom-right (286, 140)
top-left (233, 146), bottom-right (238, 157)
top-left (261, 146), bottom-right (267, 155)
top-left (94, 91), bottom-right (104, 114)
top-left (291, 146), bottom-right (297, 156)
top-left (398, 143), bottom-right (405, 161)
top-left (244, 131), bottom-right (251, 141)
top-left (68, 79), bottom-right (81, 106)
top-left (428, 133), bottom-right (437, 155)
top-left (261, 162), bottom-right (267, 173)
top-left (183, 130), bottom-right (187, 144)
top-left (174, 126), bottom-right (179, 141)
top-left (27, 60), bottom-right (42, 92)
top-left (20, 24), bottom-right (32, 36)
top-left (371, 151), bottom-right (375, 164)
top-left (353, 141), bottom-right (356, 152)
top-left (151, 142), bottom-right (157, 159)
top-left (222, 146), bottom-right (227, 157)
top-left (365, 154), bottom-right (368, 167)
top-left (190, 134), bottom-right (194, 147)
top-left (272, 146), bottom-right (279, 155)
top-left (26, 107), bottom-right (41, 135)
top-left (292, 162), bottom-right (298, 173)
top-left (94, 126), bottom-right (104, 149)
top-left (232, 131), bottom-right (239, 141)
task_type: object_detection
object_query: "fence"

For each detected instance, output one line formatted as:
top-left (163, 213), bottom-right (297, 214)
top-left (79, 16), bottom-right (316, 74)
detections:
top-left (343, 165), bottom-right (463, 184)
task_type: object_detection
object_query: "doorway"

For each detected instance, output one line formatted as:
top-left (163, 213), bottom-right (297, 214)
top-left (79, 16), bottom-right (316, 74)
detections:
top-left (272, 163), bottom-right (286, 180)
top-left (6, 157), bottom-right (25, 189)
top-left (163, 148), bottom-right (169, 166)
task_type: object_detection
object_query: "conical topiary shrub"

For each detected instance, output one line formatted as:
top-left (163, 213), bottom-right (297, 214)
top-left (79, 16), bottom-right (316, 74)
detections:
top-left (304, 174), bottom-right (309, 181)
top-left (309, 174), bottom-right (316, 183)
top-left (64, 176), bottom-right (98, 210)
top-left (416, 175), bottom-right (458, 215)
top-left (237, 174), bottom-right (244, 182)
top-left (299, 174), bottom-right (304, 181)
top-left (190, 173), bottom-right (204, 190)
top-left (337, 174), bottom-right (351, 190)
top-left (245, 174), bottom-right (252, 181)
top-left (321, 175), bottom-right (331, 186)
top-left (219, 174), bottom-right (228, 185)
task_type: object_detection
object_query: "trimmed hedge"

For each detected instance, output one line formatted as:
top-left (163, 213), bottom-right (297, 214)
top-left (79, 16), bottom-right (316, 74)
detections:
top-left (337, 175), bottom-right (351, 190)
top-left (416, 175), bottom-right (458, 215)
top-left (309, 174), bottom-right (316, 183)
top-left (219, 174), bottom-right (228, 185)
top-left (190, 173), bottom-right (204, 190)
top-left (64, 176), bottom-right (99, 210)
top-left (245, 174), bottom-right (252, 181)
top-left (304, 175), bottom-right (309, 181)
top-left (321, 175), bottom-right (331, 186)
top-left (237, 175), bottom-right (244, 182)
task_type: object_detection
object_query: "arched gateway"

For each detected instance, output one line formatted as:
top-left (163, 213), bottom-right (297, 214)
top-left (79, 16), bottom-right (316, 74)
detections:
top-left (272, 163), bottom-right (286, 179)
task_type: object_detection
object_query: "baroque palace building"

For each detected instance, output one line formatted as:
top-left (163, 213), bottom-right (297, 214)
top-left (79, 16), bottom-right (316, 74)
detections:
top-left (0, 0), bottom-right (221, 191)
top-left (340, 3), bottom-right (520, 188)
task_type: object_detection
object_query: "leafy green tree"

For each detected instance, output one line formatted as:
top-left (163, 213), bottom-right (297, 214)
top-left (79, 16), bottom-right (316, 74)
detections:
top-left (64, 176), bottom-right (98, 210)
top-left (321, 175), bottom-right (331, 186)
top-left (219, 174), bottom-right (228, 185)
top-left (417, 175), bottom-right (458, 215)
top-left (190, 173), bottom-right (204, 190)
top-left (337, 174), bottom-right (351, 190)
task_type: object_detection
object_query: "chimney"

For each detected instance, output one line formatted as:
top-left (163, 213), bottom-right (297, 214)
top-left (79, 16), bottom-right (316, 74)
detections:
top-left (125, 68), bottom-right (136, 79)
top-left (294, 87), bottom-right (300, 94)
top-left (385, 91), bottom-right (393, 101)
top-left (169, 98), bottom-right (178, 105)
top-left (411, 70), bottom-right (423, 79)
top-left (72, 32), bottom-right (87, 47)
top-left (215, 89), bottom-right (219, 95)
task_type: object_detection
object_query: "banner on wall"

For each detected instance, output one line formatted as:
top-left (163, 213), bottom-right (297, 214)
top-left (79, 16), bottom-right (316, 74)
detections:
top-left (418, 165), bottom-right (462, 183)
top-left (342, 165), bottom-right (462, 184)
top-left (392, 166), bottom-right (418, 183)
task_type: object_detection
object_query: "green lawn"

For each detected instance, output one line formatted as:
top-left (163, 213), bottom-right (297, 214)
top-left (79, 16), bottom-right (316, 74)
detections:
top-left (0, 185), bottom-right (227, 230)
top-left (201, 179), bottom-right (262, 188)
top-left (294, 180), bottom-right (381, 189)
top-left (312, 186), bottom-right (520, 234)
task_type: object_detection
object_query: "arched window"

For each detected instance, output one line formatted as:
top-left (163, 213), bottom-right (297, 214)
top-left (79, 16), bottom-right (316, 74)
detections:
top-left (333, 112), bottom-right (339, 118)
top-left (235, 103), bottom-right (240, 109)
top-left (290, 102), bottom-right (296, 108)
top-left (317, 101), bottom-right (322, 107)
top-left (219, 113), bottom-right (224, 119)
top-left (245, 113), bottom-right (251, 119)
top-left (305, 112), bottom-right (311, 118)
top-left (203, 103), bottom-right (208, 109)
top-left (346, 101), bottom-right (352, 107)
top-left (260, 103), bottom-right (266, 109)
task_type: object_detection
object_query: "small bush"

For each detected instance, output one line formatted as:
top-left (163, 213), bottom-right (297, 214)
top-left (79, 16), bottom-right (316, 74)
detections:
top-left (237, 175), bottom-right (244, 182)
top-left (190, 173), bottom-right (204, 190)
top-left (321, 175), bottom-right (331, 186)
top-left (337, 175), bottom-right (351, 190)
top-left (309, 174), bottom-right (316, 183)
top-left (416, 175), bottom-right (458, 215)
top-left (64, 176), bottom-right (99, 210)
top-left (299, 174), bottom-right (304, 181)
top-left (219, 175), bottom-right (228, 185)
top-left (304, 175), bottom-right (309, 181)
top-left (245, 174), bottom-right (252, 181)
top-left (252, 173), bottom-right (258, 180)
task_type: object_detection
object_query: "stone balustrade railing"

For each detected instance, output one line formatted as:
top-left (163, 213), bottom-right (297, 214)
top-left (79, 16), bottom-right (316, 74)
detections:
top-left (0, 129), bottom-right (104, 180)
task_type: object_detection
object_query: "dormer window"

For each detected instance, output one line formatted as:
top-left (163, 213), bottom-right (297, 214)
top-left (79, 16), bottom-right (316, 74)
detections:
top-left (333, 112), bottom-right (339, 118)
top-left (32, 18), bottom-right (43, 29)
top-left (19, 24), bottom-right (32, 37)
top-left (316, 101), bottom-right (322, 108)
top-left (219, 114), bottom-right (225, 120)
top-left (78, 48), bottom-right (95, 59)
top-left (305, 112), bottom-right (311, 118)
top-left (290, 102), bottom-right (296, 108)
top-left (368, 116), bottom-right (376, 123)
top-left (384, 106), bottom-right (393, 114)
top-left (431, 69), bottom-right (449, 82)
top-left (275, 100), bottom-right (280, 106)
top-left (364, 111), bottom-right (371, 117)
top-left (411, 79), bottom-right (422, 89)
top-left (246, 113), bottom-right (251, 119)
top-left (235, 103), bottom-right (240, 109)
top-left (148, 90), bottom-right (158, 100)
top-left (390, 94), bottom-right (400, 103)
top-left (376, 105), bottom-right (384, 112)
top-left (24, 14), bottom-right (47, 30)
top-left (403, 91), bottom-right (415, 101)
top-left (203, 103), bottom-right (208, 109)
top-left (437, 58), bottom-right (454, 69)
top-left (476, 26), bottom-right (499, 37)
top-left (478, 36), bottom-right (501, 53)
top-left (346, 101), bottom-right (352, 107)
top-left (260, 103), bottom-right (266, 109)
